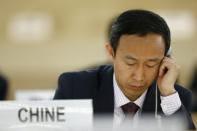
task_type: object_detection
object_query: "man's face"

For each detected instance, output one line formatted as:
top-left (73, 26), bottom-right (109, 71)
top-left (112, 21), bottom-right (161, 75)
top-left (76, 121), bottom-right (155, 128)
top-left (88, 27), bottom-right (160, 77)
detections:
top-left (108, 34), bottom-right (165, 101)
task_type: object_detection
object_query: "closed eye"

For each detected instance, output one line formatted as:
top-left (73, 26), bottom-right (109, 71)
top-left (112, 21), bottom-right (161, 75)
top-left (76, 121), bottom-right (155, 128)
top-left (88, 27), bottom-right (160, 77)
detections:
top-left (146, 64), bottom-right (156, 68)
top-left (126, 62), bottom-right (136, 66)
top-left (145, 63), bottom-right (159, 68)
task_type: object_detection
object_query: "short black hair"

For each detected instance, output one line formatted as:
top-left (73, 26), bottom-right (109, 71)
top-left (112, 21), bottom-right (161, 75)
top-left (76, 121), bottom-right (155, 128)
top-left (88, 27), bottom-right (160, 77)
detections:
top-left (109, 9), bottom-right (171, 55)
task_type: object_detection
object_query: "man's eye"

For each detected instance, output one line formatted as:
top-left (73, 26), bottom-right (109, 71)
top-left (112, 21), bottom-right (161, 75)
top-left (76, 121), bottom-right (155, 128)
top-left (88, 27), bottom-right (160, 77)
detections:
top-left (146, 64), bottom-right (157, 68)
top-left (126, 63), bottom-right (135, 66)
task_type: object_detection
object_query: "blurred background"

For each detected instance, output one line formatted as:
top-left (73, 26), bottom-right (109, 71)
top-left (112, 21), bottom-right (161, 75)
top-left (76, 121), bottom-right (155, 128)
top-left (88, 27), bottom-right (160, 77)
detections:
top-left (0, 0), bottom-right (196, 105)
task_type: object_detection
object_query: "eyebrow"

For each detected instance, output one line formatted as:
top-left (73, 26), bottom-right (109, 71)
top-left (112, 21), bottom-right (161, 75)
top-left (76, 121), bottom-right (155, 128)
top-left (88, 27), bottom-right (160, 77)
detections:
top-left (125, 55), bottom-right (137, 61)
top-left (147, 58), bottom-right (162, 62)
top-left (125, 55), bottom-right (163, 62)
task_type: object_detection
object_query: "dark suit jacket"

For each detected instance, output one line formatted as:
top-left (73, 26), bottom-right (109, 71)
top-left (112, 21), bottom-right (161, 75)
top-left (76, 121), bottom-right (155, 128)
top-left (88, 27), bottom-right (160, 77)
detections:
top-left (54, 65), bottom-right (195, 129)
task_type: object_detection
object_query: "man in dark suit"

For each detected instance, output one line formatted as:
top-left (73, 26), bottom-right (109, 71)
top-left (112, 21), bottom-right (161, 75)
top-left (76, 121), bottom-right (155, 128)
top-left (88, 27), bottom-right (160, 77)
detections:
top-left (54, 9), bottom-right (195, 129)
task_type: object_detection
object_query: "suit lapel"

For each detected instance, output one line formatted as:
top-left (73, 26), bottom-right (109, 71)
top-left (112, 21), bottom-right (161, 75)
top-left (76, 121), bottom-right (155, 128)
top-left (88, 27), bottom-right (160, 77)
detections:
top-left (93, 66), bottom-right (114, 115)
top-left (141, 81), bottom-right (162, 116)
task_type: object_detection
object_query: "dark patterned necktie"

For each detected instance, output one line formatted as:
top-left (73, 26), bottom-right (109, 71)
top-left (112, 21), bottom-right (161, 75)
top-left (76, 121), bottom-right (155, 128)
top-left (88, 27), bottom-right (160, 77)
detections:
top-left (121, 102), bottom-right (139, 117)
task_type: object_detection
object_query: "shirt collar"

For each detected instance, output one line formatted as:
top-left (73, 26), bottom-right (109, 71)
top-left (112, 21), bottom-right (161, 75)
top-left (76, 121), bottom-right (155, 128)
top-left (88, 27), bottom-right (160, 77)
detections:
top-left (113, 73), bottom-right (147, 109)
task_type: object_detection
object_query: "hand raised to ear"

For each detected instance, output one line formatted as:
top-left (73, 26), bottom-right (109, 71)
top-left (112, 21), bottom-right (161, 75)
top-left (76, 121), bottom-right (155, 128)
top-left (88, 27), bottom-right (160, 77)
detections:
top-left (157, 57), bottom-right (180, 96)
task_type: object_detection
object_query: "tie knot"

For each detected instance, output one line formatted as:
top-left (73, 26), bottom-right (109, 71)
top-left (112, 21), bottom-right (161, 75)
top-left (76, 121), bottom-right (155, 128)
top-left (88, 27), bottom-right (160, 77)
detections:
top-left (121, 102), bottom-right (139, 115)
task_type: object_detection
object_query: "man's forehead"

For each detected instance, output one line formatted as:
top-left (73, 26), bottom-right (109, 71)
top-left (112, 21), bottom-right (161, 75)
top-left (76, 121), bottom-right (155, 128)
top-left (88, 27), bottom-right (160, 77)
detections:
top-left (116, 34), bottom-right (165, 57)
top-left (124, 54), bottom-right (164, 61)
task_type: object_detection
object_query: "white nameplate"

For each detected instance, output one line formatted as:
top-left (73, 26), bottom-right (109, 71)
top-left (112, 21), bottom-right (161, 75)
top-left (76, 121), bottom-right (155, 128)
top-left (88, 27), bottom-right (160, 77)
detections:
top-left (0, 100), bottom-right (93, 131)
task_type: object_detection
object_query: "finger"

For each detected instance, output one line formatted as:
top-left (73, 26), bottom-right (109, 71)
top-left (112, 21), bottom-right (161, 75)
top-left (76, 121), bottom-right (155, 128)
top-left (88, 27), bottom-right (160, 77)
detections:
top-left (162, 57), bottom-right (176, 65)
top-left (163, 56), bottom-right (172, 61)
top-left (159, 61), bottom-right (172, 77)
top-left (159, 63), bottom-right (167, 77)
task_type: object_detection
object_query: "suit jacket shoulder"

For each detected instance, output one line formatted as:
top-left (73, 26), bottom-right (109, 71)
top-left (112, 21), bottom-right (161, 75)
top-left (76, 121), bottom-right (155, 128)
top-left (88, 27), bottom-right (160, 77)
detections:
top-left (54, 65), bottom-right (113, 99)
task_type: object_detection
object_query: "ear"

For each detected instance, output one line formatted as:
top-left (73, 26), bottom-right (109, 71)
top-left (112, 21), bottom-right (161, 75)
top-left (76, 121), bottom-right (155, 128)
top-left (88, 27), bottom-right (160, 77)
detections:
top-left (105, 43), bottom-right (115, 61)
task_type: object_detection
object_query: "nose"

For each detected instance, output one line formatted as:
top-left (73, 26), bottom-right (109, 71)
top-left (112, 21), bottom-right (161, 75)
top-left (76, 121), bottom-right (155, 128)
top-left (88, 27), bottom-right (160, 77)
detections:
top-left (132, 64), bottom-right (144, 82)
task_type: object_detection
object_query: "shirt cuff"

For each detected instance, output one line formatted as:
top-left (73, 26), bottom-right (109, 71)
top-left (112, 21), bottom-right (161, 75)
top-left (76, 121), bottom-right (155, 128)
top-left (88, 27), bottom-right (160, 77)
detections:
top-left (160, 92), bottom-right (181, 116)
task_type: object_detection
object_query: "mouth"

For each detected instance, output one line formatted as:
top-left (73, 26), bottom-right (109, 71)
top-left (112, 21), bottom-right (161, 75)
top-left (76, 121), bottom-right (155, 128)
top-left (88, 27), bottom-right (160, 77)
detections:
top-left (128, 84), bottom-right (144, 90)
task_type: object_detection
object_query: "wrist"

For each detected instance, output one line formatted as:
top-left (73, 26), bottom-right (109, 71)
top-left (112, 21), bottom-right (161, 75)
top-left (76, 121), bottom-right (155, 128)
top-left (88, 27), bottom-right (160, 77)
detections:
top-left (160, 87), bottom-right (176, 96)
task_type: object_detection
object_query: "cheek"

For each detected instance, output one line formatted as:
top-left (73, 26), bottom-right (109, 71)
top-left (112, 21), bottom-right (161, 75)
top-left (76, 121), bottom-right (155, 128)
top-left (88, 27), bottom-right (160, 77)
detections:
top-left (114, 62), bottom-right (127, 77)
top-left (114, 60), bottom-right (131, 82)
top-left (145, 67), bottom-right (159, 81)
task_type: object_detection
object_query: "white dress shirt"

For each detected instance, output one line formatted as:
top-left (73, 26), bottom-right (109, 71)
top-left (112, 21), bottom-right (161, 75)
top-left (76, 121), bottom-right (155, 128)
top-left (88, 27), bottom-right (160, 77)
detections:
top-left (113, 73), bottom-right (181, 126)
